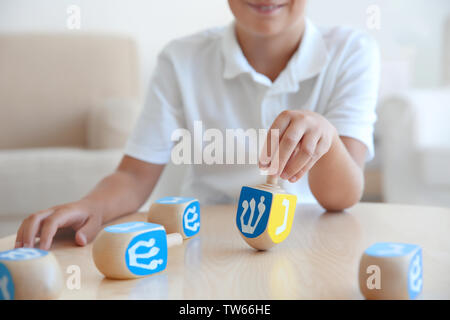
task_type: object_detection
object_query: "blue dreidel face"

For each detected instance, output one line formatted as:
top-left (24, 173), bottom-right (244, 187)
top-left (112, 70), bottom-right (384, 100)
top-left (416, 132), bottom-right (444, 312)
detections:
top-left (365, 242), bottom-right (423, 299)
top-left (0, 263), bottom-right (14, 300)
top-left (0, 248), bottom-right (49, 300)
top-left (105, 222), bottom-right (168, 277)
top-left (236, 187), bottom-right (272, 239)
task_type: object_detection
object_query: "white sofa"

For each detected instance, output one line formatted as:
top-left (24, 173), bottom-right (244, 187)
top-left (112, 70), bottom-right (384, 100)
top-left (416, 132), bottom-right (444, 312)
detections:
top-left (0, 34), bottom-right (141, 216)
top-left (376, 15), bottom-right (450, 207)
top-left (378, 89), bottom-right (450, 207)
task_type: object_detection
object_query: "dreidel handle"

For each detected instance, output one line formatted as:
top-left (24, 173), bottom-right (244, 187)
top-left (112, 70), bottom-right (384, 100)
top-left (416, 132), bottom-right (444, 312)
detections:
top-left (266, 175), bottom-right (278, 186)
top-left (167, 233), bottom-right (183, 248)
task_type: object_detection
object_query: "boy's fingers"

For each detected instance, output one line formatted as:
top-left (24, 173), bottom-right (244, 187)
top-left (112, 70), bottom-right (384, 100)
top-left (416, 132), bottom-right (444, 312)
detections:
top-left (21, 209), bottom-right (54, 248)
top-left (277, 123), bottom-right (307, 176)
top-left (289, 156), bottom-right (318, 183)
top-left (39, 218), bottom-right (60, 251)
top-left (38, 209), bottom-right (85, 250)
top-left (260, 113), bottom-right (291, 167)
top-left (281, 132), bottom-right (319, 180)
top-left (288, 138), bottom-right (329, 183)
top-left (15, 223), bottom-right (24, 248)
top-left (75, 217), bottom-right (100, 247)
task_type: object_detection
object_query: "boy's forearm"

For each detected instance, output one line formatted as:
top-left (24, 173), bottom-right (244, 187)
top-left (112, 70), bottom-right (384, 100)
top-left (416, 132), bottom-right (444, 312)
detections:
top-left (80, 163), bottom-right (164, 224)
top-left (79, 173), bottom-right (147, 223)
top-left (308, 132), bottom-right (364, 211)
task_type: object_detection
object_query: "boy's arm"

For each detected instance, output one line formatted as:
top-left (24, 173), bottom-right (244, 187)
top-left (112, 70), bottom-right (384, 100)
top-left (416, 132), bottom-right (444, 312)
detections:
top-left (15, 156), bottom-right (165, 250)
top-left (84, 156), bottom-right (165, 224)
top-left (308, 134), bottom-right (366, 211)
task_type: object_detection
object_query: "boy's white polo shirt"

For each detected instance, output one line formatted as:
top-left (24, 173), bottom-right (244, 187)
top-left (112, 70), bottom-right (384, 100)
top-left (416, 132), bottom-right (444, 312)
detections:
top-left (125, 18), bottom-right (380, 205)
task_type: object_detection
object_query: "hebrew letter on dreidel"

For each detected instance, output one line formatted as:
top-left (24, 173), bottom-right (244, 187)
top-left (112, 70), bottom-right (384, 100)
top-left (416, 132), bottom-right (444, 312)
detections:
top-left (184, 207), bottom-right (200, 232)
top-left (127, 238), bottom-right (164, 271)
top-left (0, 275), bottom-right (11, 300)
top-left (275, 199), bottom-right (290, 235)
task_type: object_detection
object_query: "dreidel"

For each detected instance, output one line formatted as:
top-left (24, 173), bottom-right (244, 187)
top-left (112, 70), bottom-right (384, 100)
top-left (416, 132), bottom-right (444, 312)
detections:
top-left (236, 175), bottom-right (297, 250)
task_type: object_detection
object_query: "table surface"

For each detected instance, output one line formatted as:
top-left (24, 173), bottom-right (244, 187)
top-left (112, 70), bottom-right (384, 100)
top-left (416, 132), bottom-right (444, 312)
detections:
top-left (1, 202), bottom-right (450, 300)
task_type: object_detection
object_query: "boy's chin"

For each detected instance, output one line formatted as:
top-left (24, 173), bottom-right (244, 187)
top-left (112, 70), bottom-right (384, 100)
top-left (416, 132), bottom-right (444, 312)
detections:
top-left (242, 21), bottom-right (291, 37)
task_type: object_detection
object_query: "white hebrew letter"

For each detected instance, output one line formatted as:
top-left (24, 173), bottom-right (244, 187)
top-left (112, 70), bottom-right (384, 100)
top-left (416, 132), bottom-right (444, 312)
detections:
top-left (409, 254), bottom-right (423, 293)
top-left (184, 207), bottom-right (200, 232)
top-left (377, 243), bottom-right (405, 256)
top-left (275, 199), bottom-right (290, 235)
top-left (108, 222), bottom-right (147, 232)
top-left (240, 196), bottom-right (267, 234)
top-left (0, 276), bottom-right (11, 300)
top-left (0, 248), bottom-right (40, 260)
top-left (128, 238), bottom-right (163, 270)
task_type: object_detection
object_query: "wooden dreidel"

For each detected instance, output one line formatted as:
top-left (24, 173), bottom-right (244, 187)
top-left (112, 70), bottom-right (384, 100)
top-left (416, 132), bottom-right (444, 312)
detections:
top-left (0, 248), bottom-right (63, 300)
top-left (236, 175), bottom-right (297, 250)
top-left (148, 197), bottom-right (200, 239)
top-left (359, 242), bottom-right (423, 300)
top-left (92, 221), bottom-right (183, 279)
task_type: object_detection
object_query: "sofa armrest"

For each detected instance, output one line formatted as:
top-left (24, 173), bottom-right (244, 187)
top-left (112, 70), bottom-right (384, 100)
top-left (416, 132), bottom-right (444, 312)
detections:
top-left (0, 148), bottom-right (123, 216)
top-left (417, 148), bottom-right (450, 187)
top-left (377, 88), bottom-right (450, 204)
top-left (87, 98), bottom-right (140, 149)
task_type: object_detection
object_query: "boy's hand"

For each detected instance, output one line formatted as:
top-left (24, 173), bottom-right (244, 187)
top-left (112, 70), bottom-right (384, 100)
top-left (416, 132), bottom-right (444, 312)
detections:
top-left (15, 200), bottom-right (102, 251)
top-left (259, 110), bottom-right (338, 183)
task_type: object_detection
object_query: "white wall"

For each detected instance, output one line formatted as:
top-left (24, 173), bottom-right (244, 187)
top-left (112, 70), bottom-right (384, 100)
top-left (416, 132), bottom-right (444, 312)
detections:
top-left (307, 0), bottom-right (450, 88)
top-left (1, 0), bottom-right (449, 89)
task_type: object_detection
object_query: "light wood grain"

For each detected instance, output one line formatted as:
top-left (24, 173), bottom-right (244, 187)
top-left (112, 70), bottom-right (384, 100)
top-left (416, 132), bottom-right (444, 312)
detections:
top-left (1, 202), bottom-right (449, 299)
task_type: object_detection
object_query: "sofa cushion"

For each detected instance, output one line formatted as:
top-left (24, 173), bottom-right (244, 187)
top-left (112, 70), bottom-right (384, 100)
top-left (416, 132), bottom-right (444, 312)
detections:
top-left (0, 34), bottom-right (139, 149)
top-left (87, 98), bottom-right (140, 149)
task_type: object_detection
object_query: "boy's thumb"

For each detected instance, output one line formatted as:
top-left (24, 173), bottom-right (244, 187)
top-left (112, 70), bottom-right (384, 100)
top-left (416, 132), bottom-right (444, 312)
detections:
top-left (75, 218), bottom-right (100, 246)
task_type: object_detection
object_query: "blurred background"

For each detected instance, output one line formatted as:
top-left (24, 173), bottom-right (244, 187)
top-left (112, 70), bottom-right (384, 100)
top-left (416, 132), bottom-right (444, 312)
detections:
top-left (1, 0), bottom-right (449, 236)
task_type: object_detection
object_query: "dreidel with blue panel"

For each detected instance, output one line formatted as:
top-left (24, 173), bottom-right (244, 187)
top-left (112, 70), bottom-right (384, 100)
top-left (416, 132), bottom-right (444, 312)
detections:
top-left (148, 197), bottom-right (201, 239)
top-left (0, 248), bottom-right (63, 300)
top-left (92, 222), bottom-right (183, 279)
top-left (359, 242), bottom-right (423, 299)
top-left (236, 176), bottom-right (297, 250)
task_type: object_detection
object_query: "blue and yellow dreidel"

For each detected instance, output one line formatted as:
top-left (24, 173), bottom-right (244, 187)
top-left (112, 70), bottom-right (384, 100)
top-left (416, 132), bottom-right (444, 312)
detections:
top-left (0, 248), bottom-right (63, 300)
top-left (236, 176), bottom-right (297, 250)
top-left (148, 197), bottom-right (201, 239)
top-left (92, 222), bottom-right (183, 279)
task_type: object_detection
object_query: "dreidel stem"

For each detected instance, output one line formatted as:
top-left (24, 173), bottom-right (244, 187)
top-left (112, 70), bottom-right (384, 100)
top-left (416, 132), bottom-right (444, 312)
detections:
top-left (167, 233), bottom-right (183, 247)
top-left (266, 175), bottom-right (278, 186)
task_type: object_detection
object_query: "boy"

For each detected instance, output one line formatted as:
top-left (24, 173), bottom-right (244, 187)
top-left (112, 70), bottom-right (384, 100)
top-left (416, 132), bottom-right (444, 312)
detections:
top-left (15, 0), bottom-right (379, 250)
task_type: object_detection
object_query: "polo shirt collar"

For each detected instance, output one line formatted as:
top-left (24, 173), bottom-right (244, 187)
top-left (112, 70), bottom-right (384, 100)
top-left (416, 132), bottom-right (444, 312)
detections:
top-left (222, 22), bottom-right (255, 80)
top-left (221, 18), bottom-right (329, 93)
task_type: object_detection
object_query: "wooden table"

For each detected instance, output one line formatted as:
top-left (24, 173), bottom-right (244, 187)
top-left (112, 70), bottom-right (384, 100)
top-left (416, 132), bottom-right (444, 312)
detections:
top-left (1, 202), bottom-right (449, 299)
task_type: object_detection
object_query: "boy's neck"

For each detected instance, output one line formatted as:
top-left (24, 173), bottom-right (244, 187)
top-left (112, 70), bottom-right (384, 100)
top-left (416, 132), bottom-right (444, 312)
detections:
top-left (235, 19), bottom-right (306, 82)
